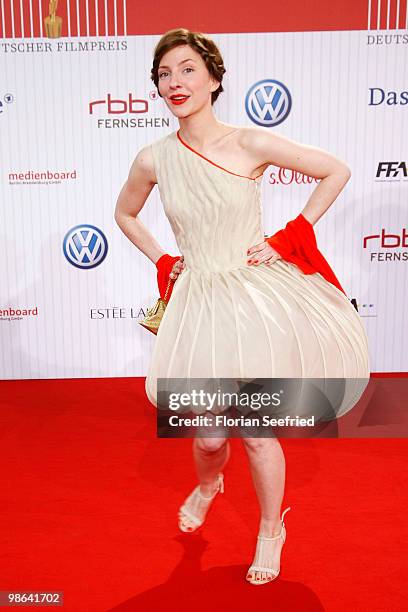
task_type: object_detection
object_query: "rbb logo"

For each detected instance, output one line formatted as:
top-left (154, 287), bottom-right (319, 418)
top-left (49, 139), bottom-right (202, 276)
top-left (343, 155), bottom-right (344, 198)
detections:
top-left (89, 94), bottom-right (148, 114)
top-left (363, 229), bottom-right (408, 248)
top-left (376, 162), bottom-right (407, 178)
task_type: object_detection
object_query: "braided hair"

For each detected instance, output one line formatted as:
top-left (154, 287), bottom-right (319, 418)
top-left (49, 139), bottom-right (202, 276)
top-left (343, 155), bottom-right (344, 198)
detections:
top-left (151, 28), bottom-right (226, 105)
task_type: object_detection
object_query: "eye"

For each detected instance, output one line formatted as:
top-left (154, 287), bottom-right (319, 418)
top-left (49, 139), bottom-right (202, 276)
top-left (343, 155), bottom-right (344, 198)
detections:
top-left (184, 67), bottom-right (194, 73)
top-left (158, 71), bottom-right (168, 79)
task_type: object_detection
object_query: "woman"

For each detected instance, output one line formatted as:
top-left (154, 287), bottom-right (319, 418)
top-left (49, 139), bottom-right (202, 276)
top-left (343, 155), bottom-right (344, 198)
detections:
top-left (115, 28), bottom-right (370, 585)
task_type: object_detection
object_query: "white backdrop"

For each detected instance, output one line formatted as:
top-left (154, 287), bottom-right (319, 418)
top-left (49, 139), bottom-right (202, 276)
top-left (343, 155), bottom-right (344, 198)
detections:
top-left (1, 30), bottom-right (407, 378)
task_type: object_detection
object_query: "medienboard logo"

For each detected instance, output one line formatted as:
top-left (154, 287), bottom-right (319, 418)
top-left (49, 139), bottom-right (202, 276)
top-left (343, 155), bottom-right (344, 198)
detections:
top-left (245, 79), bottom-right (292, 127)
top-left (0, 306), bottom-right (39, 322)
top-left (8, 169), bottom-right (77, 185)
top-left (63, 224), bottom-right (108, 269)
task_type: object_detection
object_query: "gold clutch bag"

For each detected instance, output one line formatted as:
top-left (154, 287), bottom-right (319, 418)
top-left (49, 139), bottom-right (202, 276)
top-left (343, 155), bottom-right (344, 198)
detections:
top-left (138, 278), bottom-right (173, 335)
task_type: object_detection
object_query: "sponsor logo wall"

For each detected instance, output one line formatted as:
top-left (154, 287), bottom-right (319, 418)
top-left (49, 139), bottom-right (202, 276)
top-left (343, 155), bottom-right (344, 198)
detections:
top-left (1, 1), bottom-right (407, 377)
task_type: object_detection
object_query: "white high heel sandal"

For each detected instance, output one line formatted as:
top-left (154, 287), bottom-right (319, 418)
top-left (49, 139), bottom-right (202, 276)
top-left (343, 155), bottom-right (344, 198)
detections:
top-left (178, 473), bottom-right (225, 533)
top-left (246, 506), bottom-right (291, 585)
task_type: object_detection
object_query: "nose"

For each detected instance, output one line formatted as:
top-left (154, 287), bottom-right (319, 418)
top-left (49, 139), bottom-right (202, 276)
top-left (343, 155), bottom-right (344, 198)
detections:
top-left (169, 72), bottom-right (182, 89)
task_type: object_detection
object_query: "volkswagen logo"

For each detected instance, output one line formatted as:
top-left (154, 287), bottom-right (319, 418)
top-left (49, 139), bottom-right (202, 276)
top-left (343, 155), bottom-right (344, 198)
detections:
top-left (63, 224), bottom-right (108, 269)
top-left (245, 79), bottom-right (292, 127)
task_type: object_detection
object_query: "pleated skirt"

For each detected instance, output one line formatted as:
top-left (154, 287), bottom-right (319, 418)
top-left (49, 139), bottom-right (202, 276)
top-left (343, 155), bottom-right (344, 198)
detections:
top-left (145, 260), bottom-right (370, 417)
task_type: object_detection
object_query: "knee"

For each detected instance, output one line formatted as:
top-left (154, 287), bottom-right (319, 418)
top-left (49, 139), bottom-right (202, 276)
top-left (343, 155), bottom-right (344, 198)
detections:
top-left (242, 437), bottom-right (278, 453)
top-left (195, 437), bottom-right (227, 454)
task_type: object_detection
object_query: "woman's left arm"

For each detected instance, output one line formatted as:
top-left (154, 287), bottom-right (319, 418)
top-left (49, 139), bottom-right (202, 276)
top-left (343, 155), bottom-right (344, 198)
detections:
top-left (243, 128), bottom-right (351, 225)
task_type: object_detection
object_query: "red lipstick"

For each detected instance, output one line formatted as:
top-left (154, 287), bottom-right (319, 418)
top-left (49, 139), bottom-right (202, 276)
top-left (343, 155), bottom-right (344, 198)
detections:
top-left (169, 95), bottom-right (190, 105)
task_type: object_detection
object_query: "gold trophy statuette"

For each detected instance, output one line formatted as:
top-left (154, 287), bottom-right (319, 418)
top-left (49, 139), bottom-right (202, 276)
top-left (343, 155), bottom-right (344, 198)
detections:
top-left (44, 0), bottom-right (62, 38)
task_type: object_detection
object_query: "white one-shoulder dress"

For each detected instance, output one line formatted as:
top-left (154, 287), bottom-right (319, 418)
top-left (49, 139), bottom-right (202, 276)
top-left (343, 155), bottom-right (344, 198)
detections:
top-left (144, 130), bottom-right (370, 419)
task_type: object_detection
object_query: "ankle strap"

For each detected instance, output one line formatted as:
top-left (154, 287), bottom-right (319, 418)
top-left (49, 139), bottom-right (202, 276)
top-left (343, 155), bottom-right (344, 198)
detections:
top-left (197, 473), bottom-right (224, 500)
top-left (281, 506), bottom-right (291, 523)
top-left (218, 473), bottom-right (224, 493)
top-left (257, 506), bottom-right (291, 540)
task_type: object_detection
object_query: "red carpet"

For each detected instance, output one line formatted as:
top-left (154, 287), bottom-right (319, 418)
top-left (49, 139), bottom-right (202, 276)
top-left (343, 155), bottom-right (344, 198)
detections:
top-left (0, 377), bottom-right (405, 611)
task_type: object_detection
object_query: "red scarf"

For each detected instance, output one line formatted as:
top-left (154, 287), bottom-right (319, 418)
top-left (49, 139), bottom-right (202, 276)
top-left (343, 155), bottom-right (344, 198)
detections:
top-left (266, 213), bottom-right (346, 295)
top-left (156, 214), bottom-right (345, 302)
top-left (156, 254), bottom-right (181, 300)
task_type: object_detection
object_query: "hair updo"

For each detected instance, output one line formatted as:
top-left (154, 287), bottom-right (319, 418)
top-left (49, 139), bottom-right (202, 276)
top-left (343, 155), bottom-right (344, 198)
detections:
top-left (151, 28), bottom-right (226, 105)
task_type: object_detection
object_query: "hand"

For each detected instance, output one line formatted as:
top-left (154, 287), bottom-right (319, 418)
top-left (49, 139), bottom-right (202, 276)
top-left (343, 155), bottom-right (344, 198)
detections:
top-left (169, 255), bottom-right (185, 280)
top-left (247, 241), bottom-right (282, 266)
top-left (155, 253), bottom-right (185, 300)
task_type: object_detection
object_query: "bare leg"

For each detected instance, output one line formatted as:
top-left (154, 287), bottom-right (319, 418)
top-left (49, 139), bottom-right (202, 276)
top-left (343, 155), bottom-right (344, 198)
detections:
top-left (242, 437), bottom-right (286, 583)
top-left (193, 436), bottom-right (230, 495)
top-left (178, 435), bottom-right (230, 532)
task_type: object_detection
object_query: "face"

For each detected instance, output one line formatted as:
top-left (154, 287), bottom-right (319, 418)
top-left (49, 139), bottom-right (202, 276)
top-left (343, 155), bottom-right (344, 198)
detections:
top-left (157, 44), bottom-right (219, 116)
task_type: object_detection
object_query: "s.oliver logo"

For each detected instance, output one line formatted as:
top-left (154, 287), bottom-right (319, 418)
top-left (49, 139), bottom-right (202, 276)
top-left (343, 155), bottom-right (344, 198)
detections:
top-left (267, 168), bottom-right (320, 185)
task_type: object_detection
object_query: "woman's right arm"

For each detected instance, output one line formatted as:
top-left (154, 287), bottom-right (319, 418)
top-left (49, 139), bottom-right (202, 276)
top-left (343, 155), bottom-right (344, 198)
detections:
top-left (114, 145), bottom-right (165, 265)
